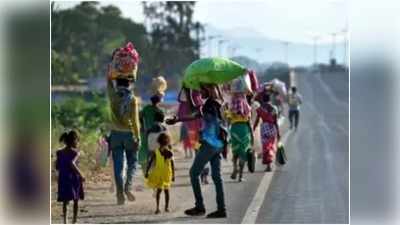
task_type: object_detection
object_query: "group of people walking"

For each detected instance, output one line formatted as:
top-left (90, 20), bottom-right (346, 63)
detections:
top-left (54, 43), bottom-right (303, 223)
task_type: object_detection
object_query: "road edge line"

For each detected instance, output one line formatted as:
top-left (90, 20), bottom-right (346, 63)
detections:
top-left (241, 119), bottom-right (290, 224)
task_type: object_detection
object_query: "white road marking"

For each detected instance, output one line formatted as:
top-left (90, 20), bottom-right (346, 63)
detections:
top-left (315, 72), bottom-right (347, 108)
top-left (241, 124), bottom-right (290, 224)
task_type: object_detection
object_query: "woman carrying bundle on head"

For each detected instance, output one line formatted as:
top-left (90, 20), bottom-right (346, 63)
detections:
top-left (253, 92), bottom-right (281, 172)
top-left (176, 87), bottom-right (211, 183)
top-left (226, 71), bottom-right (257, 182)
top-left (177, 87), bottom-right (203, 159)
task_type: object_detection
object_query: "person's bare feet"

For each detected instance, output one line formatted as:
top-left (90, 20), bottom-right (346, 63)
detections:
top-left (155, 209), bottom-right (161, 214)
top-left (165, 207), bottom-right (170, 212)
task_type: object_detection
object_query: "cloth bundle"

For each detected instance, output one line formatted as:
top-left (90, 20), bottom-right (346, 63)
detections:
top-left (230, 70), bottom-right (259, 94)
top-left (151, 76), bottom-right (168, 96)
top-left (183, 57), bottom-right (246, 90)
top-left (110, 42), bottom-right (140, 81)
top-left (230, 74), bottom-right (252, 94)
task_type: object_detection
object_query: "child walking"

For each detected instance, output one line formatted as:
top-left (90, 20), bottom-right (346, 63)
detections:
top-left (55, 130), bottom-right (85, 224)
top-left (145, 133), bottom-right (175, 214)
top-left (146, 109), bottom-right (168, 154)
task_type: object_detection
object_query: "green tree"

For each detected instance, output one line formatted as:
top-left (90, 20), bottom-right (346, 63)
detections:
top-left (143, 2), bottom-right (203, 85)
top-left (51, 2), bottom-right (148, 86)
top-left (52, 2), bottom-right (204, 91)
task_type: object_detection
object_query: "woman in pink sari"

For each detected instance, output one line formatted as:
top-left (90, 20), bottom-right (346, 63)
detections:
top-left (177, 88), bottom-right (203, 158)
top-left (253, 93), bottom-right (280, 172)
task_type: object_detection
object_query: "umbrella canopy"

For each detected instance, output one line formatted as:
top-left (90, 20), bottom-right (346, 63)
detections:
top-left (183, 57), bottom-right (246, 90)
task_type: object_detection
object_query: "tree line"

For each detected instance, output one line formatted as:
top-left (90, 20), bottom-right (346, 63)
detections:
top-left (51, 1), bottom-right (204, 92)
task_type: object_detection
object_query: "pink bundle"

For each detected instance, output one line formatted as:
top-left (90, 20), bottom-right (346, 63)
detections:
top-left (110, 42), bottom-right (140, 80)
top-left (248, 70), bottom-right (259, 92)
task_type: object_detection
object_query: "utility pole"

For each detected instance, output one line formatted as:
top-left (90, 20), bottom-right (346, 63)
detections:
top-left (228, 45), bottom-right (237, 58)
top-left (330, 32), bottom-right (337, 61)
top-left (312, 36), bottom-right (319, 66)
top-left (217, 39), bottom-right (228, 57)
top-left (341, 28), bottom-right (348, 67)
top-left (255, 48), bottom-right (263, 62)
top-left (282, 41), bottom-right (290, 65)
top-left (194, 22), bottom-right (204, 58)
top-left (343, 11), bottom-right (349, 68)
top-left (207, 35), bottom-right (221, 57)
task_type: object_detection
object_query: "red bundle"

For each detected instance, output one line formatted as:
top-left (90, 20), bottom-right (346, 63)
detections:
top-left (110, 42), bottom-right (140, 80)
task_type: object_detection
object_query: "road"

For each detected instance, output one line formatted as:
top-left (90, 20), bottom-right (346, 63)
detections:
top-left (51, 71), bottom-right (349, 224)
top-left (255, 71), bottom-right (349, 224)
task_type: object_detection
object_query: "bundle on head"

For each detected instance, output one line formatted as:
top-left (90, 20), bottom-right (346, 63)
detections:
top-left (151, 76), bottom-right (167, 96)
top-left (110, 42), bottom-right (140, 81)
top-left (248, 70), bottom-right (259, 92)
top-left (226, 69), bottom-right (257, 96)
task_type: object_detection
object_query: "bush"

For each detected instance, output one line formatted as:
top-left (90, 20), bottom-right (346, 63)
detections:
top-left (52, 94), bottom-right (109, 132)
top-left (51, 94), bottom-right (109, 177)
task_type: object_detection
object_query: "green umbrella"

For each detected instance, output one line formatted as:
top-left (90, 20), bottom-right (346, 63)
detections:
top-left (183, 57), bottom-right (247, 90)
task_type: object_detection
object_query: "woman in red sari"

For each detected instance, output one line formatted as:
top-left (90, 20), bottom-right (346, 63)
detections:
top-left (253, 93), bottom-right (280, 171)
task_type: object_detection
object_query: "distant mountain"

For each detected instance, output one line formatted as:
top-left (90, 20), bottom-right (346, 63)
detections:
top-left (203, 24), bottom-right (347, 66)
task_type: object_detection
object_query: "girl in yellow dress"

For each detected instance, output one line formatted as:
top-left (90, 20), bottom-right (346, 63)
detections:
top-left (145, 133), bottom-right (175, 214)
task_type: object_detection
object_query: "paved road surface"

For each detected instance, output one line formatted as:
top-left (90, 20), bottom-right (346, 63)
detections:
top-left (51, 71), bottom-right (349, 224)
top-left (255, 71), bottom-right (349, 224)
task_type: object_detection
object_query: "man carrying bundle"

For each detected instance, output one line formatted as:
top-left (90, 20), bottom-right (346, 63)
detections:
top-left (167, 57), bottom-right (247, 218)
top-left (106, 42), bottom-right (141, 205)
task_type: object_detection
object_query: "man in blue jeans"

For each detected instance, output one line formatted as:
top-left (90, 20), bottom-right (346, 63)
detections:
top-left (167, 84), bottom-right (227, 218)
top-left (107, 67), bottom-right (141, 205)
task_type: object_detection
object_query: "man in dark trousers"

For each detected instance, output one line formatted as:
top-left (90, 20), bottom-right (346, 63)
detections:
top-left (167, 84), bottom-right (228, 218)
top-left (287, 86), bottom-right (303, 130)
top-left (107, 68), bottom-right (141, 205)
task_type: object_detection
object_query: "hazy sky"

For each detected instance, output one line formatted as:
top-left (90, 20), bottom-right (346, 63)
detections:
top-left (55, 0), bottom-right (348, 44)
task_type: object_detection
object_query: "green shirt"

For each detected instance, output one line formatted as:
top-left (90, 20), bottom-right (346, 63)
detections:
top-left (140, 104), bottom-right (163, 132)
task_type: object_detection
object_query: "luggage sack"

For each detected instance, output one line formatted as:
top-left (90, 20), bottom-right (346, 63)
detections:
top-left (247, 149), bottom-right (256, 173)
top-left (275, 142), bottom-right (287, 165)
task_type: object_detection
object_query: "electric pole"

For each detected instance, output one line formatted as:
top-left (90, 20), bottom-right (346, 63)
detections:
top-left (255, 48), bottom-right (263, 62)
top-left (207, 35), bottom-right (221, 57)
top-left (330, 32), bottom-right (337, 61)
top-left (282, 41), bottom-right (290, 65)
top-left (341, 28), bottom-right (348, 67)
top-left (217, 39), bottom-right (228, 57)
top-left (312, 36), bottom-right (320, 66)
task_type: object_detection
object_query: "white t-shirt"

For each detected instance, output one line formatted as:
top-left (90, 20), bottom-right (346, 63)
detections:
top-left (287, 93), bottom-right (303, 110)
